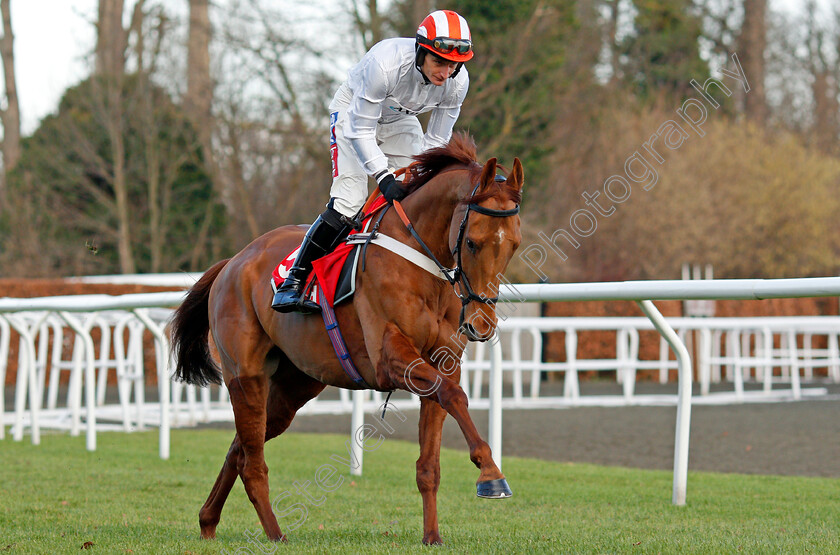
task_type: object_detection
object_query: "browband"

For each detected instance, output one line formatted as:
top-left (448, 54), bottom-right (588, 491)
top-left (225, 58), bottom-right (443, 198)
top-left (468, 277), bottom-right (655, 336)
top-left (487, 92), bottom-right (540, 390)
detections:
top-left (467, 204), bottom-right (520, 217)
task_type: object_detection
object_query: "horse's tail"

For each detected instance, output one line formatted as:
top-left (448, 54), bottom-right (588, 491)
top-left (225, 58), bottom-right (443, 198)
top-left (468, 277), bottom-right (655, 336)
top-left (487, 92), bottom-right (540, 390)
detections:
top-left (171, 258), bottom-right (230, 386)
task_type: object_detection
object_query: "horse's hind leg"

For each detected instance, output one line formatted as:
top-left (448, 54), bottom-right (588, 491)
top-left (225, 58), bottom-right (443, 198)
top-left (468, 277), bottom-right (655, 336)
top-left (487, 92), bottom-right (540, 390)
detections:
top-left (198, 360), bottom-right (325, 540)
top-left (226, 373), bottom-right (283, 540)
top-left (264, 362), bottom-right (326, 441)
top-left (199, 435), bottom-right (243, 539)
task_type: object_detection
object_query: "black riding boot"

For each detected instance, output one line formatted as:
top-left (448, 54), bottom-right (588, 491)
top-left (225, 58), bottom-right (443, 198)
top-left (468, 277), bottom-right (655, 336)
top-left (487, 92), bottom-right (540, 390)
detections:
top-left (271, 206), bottom-right (353, 314)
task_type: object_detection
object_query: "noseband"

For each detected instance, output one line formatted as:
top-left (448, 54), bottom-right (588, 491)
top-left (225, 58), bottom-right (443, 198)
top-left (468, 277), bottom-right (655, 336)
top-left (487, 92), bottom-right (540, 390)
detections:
top-left (392, 177), bottom-right (520, 330)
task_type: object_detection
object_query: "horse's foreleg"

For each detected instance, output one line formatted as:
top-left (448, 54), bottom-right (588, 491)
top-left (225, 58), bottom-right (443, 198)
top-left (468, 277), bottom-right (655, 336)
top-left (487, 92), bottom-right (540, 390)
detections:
top-left (380, 325), bottom-right (509, 492)
top-left (199, 435), bottom-right (242, 539)
top-left (417, 397), bottom-right (446, 545)
top-left (228, 374), bottom-right (285, 542)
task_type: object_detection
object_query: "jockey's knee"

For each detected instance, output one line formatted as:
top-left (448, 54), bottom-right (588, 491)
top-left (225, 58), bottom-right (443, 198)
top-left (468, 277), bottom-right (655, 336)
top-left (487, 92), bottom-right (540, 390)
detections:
top-left (329, 174), bottom-right (367, 217)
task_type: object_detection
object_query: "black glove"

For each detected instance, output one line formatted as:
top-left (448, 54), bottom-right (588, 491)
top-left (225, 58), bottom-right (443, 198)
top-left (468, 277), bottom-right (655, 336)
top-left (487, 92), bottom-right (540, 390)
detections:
top-left (376, 171), bottom-right (407, 203)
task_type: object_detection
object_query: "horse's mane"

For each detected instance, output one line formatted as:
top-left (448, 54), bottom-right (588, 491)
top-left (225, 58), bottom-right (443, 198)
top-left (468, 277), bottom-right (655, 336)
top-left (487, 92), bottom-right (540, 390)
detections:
top-left (402, 132), bottom-right (521, 206)
top-left (402, 132), bottom-right (481, 193)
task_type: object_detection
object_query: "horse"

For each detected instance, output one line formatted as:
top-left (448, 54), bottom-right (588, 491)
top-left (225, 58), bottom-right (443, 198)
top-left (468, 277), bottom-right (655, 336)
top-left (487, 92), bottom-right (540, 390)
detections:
top-left (170, 133), bottom-right (524, 545)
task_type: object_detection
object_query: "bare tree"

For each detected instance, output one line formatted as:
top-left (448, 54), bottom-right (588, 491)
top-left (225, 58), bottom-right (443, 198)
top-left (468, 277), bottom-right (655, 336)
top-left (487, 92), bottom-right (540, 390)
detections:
top-left (186, 0), bottom-right (213, 154)
top-left (804, 0), bottom-right (839, 153)
top-left (210, 0), bottom-right (338, 245)
top-left (184, 0), bottom-right (222, 267)
top-left (96, 0), bottom-right (127, 76)
top-left (347, 0), bottom-right (388, 51)
top-left (386, 0), bottom-right (432, 37)
top-left (605, 0), bottom-right (621, 86)
top-left (0, 0), bottom-right (20, 194)
top-left (92, 0), bottom-right (146, 273)
top-left (697, 0), bottom-right (739, 53)
top-left (412, 0), bottom-right (433, 24)
top-left (739, 0), bottom-right (767, 124)
top-left (462, 3), bottom-right (593, 157)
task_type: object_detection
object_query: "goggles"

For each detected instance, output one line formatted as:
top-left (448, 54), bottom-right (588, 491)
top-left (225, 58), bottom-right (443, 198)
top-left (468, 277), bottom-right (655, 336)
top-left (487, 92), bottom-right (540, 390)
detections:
top-left (418, 35), bottom-right (472, 55)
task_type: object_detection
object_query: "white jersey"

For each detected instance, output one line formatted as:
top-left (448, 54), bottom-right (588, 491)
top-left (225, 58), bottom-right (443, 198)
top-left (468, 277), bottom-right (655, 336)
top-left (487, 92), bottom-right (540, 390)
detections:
top-left (330, 37), bottom-right (469, 177)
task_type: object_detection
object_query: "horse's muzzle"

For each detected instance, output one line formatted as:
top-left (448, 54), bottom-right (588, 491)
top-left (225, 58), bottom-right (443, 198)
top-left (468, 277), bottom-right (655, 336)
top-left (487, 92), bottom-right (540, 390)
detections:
top-left (459, 322), bottom-right (494, 342)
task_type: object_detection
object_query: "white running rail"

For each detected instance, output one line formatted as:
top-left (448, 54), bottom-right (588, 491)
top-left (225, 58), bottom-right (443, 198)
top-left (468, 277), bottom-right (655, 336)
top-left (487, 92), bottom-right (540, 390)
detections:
top-left (3, 277), bottom-right (840, 506)
top-left (488, 277), bottom-right (840, 505)
top-left (0, 293), bottom-right (185, 459)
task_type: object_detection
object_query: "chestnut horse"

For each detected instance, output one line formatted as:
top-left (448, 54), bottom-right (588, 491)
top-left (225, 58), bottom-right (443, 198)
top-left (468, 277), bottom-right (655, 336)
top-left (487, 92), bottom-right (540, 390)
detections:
top-left (170, 134), bottom-right (523, 545)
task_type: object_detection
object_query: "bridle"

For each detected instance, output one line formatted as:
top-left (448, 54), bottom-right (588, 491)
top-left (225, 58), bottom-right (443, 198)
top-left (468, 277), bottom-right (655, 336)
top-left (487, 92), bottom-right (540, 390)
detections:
top-left (391, 176), bottom-right (520, 327)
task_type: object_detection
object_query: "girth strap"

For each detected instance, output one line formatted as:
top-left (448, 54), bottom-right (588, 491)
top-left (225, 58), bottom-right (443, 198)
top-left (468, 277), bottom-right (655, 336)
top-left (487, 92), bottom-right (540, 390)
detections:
top-left (318, 291), bottom-right (370, 388)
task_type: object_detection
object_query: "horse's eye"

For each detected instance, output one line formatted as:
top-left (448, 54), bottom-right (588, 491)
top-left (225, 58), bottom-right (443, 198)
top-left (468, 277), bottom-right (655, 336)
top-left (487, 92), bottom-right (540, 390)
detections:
top-left (466, 238), bottom-right (478, 253)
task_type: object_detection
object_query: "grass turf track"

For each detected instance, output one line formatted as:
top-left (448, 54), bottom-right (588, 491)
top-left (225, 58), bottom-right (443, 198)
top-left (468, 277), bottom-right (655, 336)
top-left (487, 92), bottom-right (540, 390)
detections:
top-left (1, 429), bottom-right (838, 554)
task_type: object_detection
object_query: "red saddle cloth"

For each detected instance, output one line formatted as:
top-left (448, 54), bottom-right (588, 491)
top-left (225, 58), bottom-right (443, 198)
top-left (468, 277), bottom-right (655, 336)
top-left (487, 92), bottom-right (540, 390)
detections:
top-left (271, 196), bottom-right (388, 309)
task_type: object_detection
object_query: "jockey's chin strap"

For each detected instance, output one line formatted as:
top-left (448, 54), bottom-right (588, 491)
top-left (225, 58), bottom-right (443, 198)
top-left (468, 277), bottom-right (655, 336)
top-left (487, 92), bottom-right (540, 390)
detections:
top-left (391, 179), bottom-right (520, 311)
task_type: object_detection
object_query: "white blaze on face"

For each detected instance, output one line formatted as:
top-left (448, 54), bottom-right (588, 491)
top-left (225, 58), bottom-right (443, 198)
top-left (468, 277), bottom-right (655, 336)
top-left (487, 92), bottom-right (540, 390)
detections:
top-left (496, 229), bottom-right (506, 243)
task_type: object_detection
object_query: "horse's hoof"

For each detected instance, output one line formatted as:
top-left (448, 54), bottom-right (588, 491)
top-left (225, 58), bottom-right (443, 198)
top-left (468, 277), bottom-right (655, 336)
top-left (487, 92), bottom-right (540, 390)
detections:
top-left (476, 478), bottom-right (512, 499)
top-left (422, 531), bottom-right (443, 545)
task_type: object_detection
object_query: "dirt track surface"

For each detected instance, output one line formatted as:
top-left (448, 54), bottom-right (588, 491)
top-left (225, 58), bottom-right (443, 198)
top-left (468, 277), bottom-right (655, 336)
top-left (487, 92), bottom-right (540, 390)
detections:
top-left (282, 383), bottom-right (840, 478)
top-left (5, 380), bottom-right (838, 478)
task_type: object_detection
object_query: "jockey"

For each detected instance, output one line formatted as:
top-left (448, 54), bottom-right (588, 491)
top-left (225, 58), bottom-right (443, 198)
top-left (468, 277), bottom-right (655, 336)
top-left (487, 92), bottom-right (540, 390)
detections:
top-left (272, 9), bottom-right (474, 314)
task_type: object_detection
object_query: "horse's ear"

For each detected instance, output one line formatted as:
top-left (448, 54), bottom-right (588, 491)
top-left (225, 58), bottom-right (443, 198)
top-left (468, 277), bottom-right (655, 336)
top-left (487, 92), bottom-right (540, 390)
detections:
top-left (479, 157), bottom-right (498, 189)
top-left (509, 158), bottom-right (524, 191)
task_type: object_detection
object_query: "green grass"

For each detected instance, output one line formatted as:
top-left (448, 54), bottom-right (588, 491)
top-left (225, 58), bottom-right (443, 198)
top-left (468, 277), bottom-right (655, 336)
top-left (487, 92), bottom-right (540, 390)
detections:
top-left (1, 429), bottom-right (838, 554)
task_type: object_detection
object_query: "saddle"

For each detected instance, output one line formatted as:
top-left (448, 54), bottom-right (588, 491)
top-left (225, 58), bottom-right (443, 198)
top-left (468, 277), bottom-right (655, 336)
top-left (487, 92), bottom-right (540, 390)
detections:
top-left (271, 161), bottom-right (459, 310)
top-left (270, 195), bottom-right (389, 310)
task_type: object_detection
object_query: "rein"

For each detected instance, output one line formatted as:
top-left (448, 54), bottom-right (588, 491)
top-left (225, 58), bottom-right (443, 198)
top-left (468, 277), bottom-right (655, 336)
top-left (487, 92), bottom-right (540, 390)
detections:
top-left (391, 177), bottom-right (520, 314)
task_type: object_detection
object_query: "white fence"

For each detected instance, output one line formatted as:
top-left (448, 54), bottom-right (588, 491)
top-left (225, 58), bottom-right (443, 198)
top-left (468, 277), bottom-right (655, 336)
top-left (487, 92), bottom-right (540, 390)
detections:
top-left (3, 277), bottom-right (840, 506)
top-left (490, 278), bottom-right (840, 505)
top-left (0, 293), bottom-right (185, 458)
top-left (462, 316), bottom-right (840, 405)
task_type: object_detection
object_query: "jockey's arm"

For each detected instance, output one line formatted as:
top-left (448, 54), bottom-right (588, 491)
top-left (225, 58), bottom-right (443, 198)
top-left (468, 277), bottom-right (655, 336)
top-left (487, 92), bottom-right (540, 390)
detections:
top-left (345, 75), bottom-right (407, 202)
top-left (421, 104), bottom-right (462, 152)
top-left (346, 97), bottom-right (389, 177)
top-left (421, 73), bottom-right (469, 152)
top-left (345, 58), bottom-right (390, 177)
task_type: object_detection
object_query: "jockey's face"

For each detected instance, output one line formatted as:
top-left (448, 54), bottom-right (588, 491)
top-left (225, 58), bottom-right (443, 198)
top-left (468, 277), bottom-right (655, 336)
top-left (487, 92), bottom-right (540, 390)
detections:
top-left (421, 54), bottom-right (459, 86)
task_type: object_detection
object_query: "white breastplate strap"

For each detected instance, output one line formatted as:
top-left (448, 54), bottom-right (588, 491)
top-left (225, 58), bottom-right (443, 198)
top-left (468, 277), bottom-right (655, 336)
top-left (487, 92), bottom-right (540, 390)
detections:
top-left (345, 232), bottom-right (455, 281)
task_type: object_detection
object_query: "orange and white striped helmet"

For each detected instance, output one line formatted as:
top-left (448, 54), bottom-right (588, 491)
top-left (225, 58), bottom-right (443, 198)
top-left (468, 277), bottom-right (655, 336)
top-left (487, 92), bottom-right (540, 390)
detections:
top-left (416, 10), bottom-right (473, 63)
